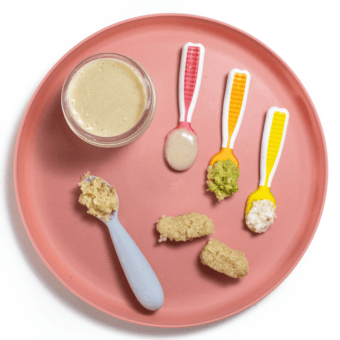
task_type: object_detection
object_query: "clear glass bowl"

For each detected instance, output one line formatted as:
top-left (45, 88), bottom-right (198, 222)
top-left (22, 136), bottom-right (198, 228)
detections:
top-left (61, 53), bottom-right (156, 147)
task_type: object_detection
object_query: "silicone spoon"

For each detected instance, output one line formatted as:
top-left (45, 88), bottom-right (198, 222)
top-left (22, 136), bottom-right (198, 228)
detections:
top-left (210, 68), bottom-right (251, 167)
top-left (85, 175), bottom-right (164, 311)
top-left (245, 107), bottom-right (289, 216)
top-left (164, 42), bottom-right (205, 171)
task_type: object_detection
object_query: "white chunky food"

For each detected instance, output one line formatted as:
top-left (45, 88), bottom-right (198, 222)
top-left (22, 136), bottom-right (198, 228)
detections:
top-left (245, 199), bottom-right (276, 233)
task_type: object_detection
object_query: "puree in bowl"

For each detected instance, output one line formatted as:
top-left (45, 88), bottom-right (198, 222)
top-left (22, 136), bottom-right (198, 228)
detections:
top-left (68, 58), bottom-right (147, 137)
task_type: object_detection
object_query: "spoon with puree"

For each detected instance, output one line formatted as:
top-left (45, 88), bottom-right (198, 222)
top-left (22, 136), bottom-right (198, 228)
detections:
top-left (164, 42), bottom-right (205, 171)
top-left (206, 69), bottom-right (251, 201)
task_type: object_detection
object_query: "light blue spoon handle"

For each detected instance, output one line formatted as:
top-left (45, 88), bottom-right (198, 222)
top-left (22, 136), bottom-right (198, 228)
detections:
top-left (106, 218), bottom-right (164, 311)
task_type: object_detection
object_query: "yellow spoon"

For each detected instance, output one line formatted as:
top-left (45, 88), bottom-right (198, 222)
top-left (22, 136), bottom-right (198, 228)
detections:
top-left (210, 68), bottom-right (251, 167)
top-left (245, 107), bottom-right (289, 216)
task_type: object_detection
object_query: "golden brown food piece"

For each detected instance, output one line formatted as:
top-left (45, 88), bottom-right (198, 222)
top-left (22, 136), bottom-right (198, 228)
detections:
top-left (78, 171), bottom-right (118, 222)
top-left (157, 212), bottom-right (214, 242)
top-left (200, 239), bottom-right (249, 278)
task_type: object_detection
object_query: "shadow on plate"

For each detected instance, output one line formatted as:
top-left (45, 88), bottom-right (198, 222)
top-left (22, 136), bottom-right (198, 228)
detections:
top-left (196, 256), bottom-right (242, 287)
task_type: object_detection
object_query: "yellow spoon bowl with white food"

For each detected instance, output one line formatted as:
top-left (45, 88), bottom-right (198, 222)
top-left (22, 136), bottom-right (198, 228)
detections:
top-left (245, 107), bottom-right (289, 233)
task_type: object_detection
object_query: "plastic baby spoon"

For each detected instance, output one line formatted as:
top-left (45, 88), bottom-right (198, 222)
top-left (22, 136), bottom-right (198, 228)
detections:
top-left (210, 68), bottom-right (251, 167)
top-left (85, 175), bottom-right (164, 311)
top-left (245, 107), bottom-right (289, 216)
top-left (164, 42), bottom-right (205, 171)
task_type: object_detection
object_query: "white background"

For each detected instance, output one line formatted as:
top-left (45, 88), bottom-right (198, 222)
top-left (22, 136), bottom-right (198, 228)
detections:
top-left (2, 0), bottom-right (339, 339)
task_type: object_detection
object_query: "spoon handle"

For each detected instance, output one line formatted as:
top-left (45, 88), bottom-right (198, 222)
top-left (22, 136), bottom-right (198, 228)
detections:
top-left (107, 219), bottom-right (164, 311)
top-left (179, 42), bottom-right (205, 123)
top-left (222, 69), bottom-right (251, 148)
top-left (259, 107), bottom-right (289, 187)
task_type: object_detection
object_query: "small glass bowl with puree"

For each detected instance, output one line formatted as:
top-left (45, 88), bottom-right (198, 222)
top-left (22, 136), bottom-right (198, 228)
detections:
top-left (61, 53), bottom-right (156, 147)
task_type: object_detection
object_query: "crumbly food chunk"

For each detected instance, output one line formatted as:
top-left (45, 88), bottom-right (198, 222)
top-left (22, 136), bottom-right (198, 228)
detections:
top-left (245, 199), bottom-right (276, 233)
top-left (206, 160), bottom-right (240, 201)
top-left (157, 212), bottom-right (215, 242)
top-left (200, 239), bottom-right (249, 278)
top-left (78, 171), bottom-right (118, 222)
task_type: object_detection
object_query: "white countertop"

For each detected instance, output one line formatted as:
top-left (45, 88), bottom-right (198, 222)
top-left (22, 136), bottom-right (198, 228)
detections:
top-left (1, 1), bottom-right (339, 339)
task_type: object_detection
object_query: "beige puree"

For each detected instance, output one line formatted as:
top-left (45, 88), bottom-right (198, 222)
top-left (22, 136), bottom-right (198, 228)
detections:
top-left (68, 58), bottom-right (147, 137)
top-left (165, 128), bottom-right (198, 171)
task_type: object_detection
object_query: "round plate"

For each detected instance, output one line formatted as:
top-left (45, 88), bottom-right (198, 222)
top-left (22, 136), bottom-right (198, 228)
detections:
top-left (14, 14), bottom-right (328, 327)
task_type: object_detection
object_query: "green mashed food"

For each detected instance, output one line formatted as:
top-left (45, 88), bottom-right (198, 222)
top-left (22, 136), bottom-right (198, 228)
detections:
top-left (206, 160), bottom-right (240, 201)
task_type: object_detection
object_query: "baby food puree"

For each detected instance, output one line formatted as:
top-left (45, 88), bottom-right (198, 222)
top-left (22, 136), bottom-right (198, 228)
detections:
top-left (165, 128), bottom-right (198, 171)
top-left (68, 58), bottom-right (147, 137)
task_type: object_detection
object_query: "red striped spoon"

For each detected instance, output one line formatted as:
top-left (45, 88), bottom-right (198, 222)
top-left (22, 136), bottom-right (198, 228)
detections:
top-left (164, 42), bottom-right (205, 171)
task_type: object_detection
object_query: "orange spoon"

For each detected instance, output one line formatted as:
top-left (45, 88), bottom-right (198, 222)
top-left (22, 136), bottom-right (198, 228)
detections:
top-left (210, 68), bottom-right (251, 167)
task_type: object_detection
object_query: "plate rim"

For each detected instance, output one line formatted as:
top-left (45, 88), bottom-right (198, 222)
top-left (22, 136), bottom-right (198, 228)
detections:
top-left (14, 13), bottom-right (328, 328)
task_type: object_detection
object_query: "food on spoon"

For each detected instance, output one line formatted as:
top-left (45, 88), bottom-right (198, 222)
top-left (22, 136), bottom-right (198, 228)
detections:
top-left (78, 171), bottom-right (118, 222)
top-left (165, 128), bottom-right (198, 171)
top-left (200, 239), bottom-right (249, 278)
top-left (245, 199), bottom-right (277, 233)
top-left (206, 159), bottom-right (240, 201)
top-left (157, 212), bottom-right (214, 242)
top-left (245, 107), bottom-right (289, 234)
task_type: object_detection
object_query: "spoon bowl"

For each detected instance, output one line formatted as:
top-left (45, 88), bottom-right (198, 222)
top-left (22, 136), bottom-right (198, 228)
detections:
top-left (164, 123), bottom-right (198, 171)
top-left (210, 147), bottom-right (239, 167)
